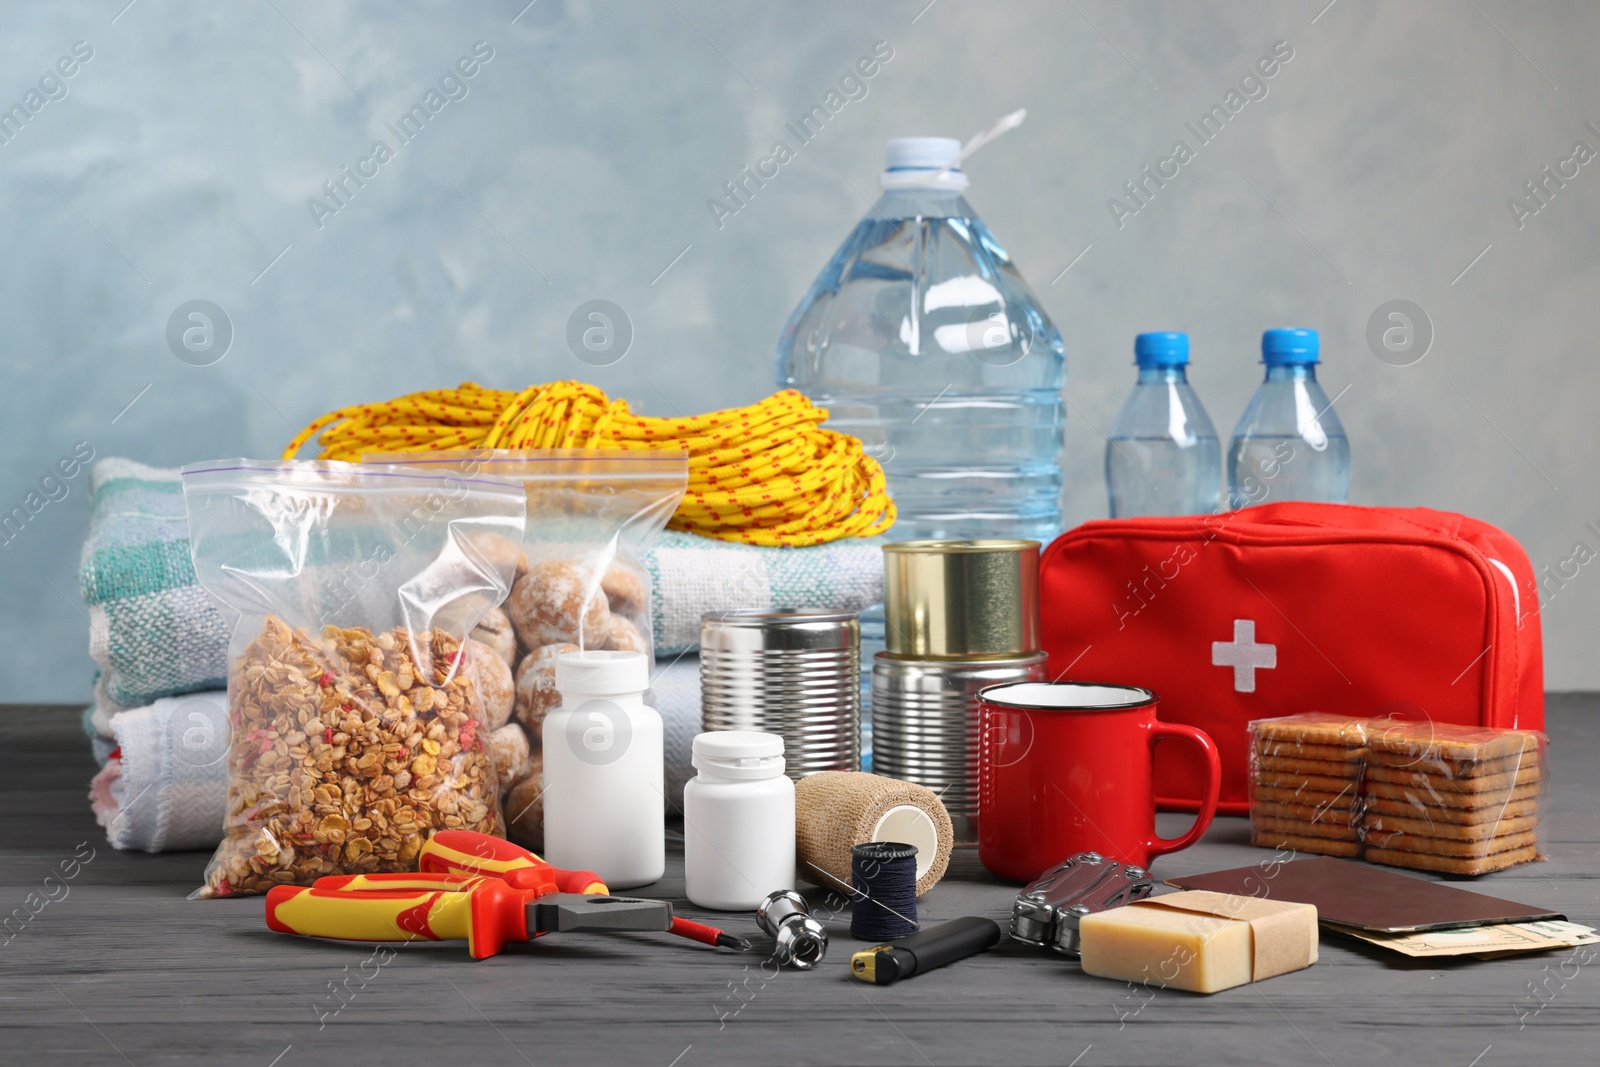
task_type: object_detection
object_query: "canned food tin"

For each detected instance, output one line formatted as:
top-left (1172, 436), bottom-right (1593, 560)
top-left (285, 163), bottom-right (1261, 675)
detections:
top-left (882, 540), bottom-right (1041, 659)
top-left (700, 609), bottom-right (860, 779)
top-left (870, 651), bottom-right (1048, 845)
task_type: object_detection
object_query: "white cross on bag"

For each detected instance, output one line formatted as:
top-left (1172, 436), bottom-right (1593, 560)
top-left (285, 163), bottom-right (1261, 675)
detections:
top-left (1212, 618), bottom-right (1277, 693)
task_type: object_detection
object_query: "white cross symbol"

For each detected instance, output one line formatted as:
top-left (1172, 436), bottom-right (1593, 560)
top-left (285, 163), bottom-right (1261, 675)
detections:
top-left (1212, 619), bottom-right (1276, 693)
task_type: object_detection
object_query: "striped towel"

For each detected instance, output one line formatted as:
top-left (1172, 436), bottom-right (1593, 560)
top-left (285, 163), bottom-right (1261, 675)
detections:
top-left (642, 530), bottom-right (884, 656)
top-left (79, 459), bottom-right (229, 709)
top-left (89, 691), bottom-right (231, 852)
top-left (77, 458), bottom-right (884, 713)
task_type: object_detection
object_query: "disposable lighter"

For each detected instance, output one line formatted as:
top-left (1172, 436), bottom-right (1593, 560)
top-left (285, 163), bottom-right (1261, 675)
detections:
top-left (849, 917), bottom-right (1002, 985)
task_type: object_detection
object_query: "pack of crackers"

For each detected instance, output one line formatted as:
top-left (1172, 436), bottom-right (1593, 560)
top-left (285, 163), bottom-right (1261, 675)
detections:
top-left (1248, 714), bottom-right (1367, 859)
top-left (1247, 714), bottom-right (1547, 875)
top-left (1361, 719), bottom-right (1544, 875)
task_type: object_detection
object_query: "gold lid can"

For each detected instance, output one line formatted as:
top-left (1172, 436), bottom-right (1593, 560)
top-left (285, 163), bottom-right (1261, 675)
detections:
top-left (882, 539), bottom-right (1041, 659)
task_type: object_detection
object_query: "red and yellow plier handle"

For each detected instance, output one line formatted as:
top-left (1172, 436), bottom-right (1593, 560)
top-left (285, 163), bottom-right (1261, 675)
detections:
top-left (415, 830), bottom-right (607, 895)
top-left (266, 873), bottom-right (523, 958)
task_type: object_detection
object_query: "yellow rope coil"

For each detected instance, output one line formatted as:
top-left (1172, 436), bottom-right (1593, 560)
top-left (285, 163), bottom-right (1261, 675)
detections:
top-left (281, 381), bottom-right (896, 547)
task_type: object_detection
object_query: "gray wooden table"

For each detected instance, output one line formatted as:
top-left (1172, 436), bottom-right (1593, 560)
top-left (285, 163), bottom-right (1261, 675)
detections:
top-left (4, 696), bottom-right (1597, 1067)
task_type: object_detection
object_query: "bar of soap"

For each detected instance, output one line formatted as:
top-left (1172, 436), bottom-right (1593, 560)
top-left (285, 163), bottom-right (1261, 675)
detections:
top-left (1078, 890), bottom-right (1318, 994)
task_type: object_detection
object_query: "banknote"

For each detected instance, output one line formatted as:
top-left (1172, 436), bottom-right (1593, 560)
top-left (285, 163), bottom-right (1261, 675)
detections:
top-left (1333, 919), bottom-right (1598, 958)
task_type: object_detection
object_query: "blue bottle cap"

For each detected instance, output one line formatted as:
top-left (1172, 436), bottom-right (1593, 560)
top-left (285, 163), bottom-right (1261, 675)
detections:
top-left (1134, 332), bottom-right (1189, 367)
top-left (1262, 328), bottom-right (1319, 364)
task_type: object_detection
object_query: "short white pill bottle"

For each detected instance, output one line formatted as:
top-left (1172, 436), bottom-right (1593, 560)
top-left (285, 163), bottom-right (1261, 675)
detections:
top-left (542, 650), bottom-right (664, 889)
top-left (684, 731), bottom-right (796, 910)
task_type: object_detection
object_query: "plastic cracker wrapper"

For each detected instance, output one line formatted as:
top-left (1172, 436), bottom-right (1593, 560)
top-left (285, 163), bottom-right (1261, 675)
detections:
top-left (1247, 713), bottom-right (1368, 859)
top-left (1247, 713), bottom-right (1547, 875)
top-left (1359, 718), bottom-right (1546, 877)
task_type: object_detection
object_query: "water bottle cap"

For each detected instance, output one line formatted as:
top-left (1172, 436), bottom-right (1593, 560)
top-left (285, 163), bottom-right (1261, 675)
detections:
top-left (886, 137), bottom-right (959, 169)
top-left (1262, 328), bottom-right (1320, 364)
top-left (1134, 332), bottom-right (1189, 367)
top-left (881, 137), bottom-right (968, 190)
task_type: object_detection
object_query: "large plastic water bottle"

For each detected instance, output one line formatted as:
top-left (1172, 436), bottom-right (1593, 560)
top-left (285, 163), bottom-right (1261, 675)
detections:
top-left (775, 136), bottom-right (1065, 541)
top-left (1227, 328), bottom-right (1350, 508)
top-left (1105, 332), bottom-right (1220, 517)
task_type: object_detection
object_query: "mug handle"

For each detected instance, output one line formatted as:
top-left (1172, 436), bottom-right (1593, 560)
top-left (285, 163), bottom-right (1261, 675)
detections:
top-left (1145, 720), bottom-right (1222, 860)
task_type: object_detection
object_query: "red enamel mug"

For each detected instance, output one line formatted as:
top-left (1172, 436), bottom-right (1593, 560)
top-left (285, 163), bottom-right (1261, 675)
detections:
top-left (977, 681), bottom-right (1221, 882)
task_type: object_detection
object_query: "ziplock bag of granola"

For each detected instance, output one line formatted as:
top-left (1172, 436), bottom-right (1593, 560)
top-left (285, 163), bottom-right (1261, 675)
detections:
top-left (181, 460), bottom-right (527, 896)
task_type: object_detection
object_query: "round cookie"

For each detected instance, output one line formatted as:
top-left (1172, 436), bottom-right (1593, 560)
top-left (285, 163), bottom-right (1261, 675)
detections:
top-left (468, 638), bottom-right (515, 730)
top-left (471, 606), bottom-right (517, 669)
top-left (514, 643), bottom-right (579, 734)
top-left (465, 531), bottom-right (530, 584)
top-left (504, 758), bottom-right (544, 850)
top-left (601, 564), bottom-right (648, 616)
top-left (603, 614), bottom-right (648, 655)
top-left (488, 722), bottom-right (532, 785)
top-left (507, 560), bottom-right (610, 649)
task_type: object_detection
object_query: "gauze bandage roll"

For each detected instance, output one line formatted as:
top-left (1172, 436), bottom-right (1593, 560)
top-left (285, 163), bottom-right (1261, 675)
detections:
top-left (794, 771), bottom-right (953, 897)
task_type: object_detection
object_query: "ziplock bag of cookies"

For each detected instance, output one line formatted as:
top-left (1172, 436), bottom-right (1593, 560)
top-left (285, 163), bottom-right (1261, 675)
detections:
top-left (372, 451), bottom-right (687, 726)
top-left (1360, 719), bottom-right (1548, 876)
top-left (181, 460), bottom-right (527, 897)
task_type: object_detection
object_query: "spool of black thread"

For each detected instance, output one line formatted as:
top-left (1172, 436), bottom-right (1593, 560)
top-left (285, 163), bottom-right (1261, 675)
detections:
top-left (850, 841), bottom-right (919, 941)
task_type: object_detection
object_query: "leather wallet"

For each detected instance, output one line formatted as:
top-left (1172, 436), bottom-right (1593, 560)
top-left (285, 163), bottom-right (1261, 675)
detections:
top-left (1167, 856), bottom-right (1561, 933)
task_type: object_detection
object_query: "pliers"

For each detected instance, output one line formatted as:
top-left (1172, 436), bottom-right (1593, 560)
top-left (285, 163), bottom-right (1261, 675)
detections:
top-left (264, 830), bottom-right (749, 959)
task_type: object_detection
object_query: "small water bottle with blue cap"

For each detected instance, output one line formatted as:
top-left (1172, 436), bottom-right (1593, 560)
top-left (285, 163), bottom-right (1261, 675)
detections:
top-left (1105, 331), bottom-right (1220, 518)
top-left (1227, 327), bottom-right (1349, 507)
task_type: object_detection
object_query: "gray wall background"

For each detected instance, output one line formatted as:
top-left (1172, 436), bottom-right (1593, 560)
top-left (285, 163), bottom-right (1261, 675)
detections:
top-left (3, 0), bottom-right (1597, 701)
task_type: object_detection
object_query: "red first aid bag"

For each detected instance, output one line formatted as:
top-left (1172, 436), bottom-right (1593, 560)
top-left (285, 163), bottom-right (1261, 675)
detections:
top-left (1039, 503), bottom-right (1544, 814)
